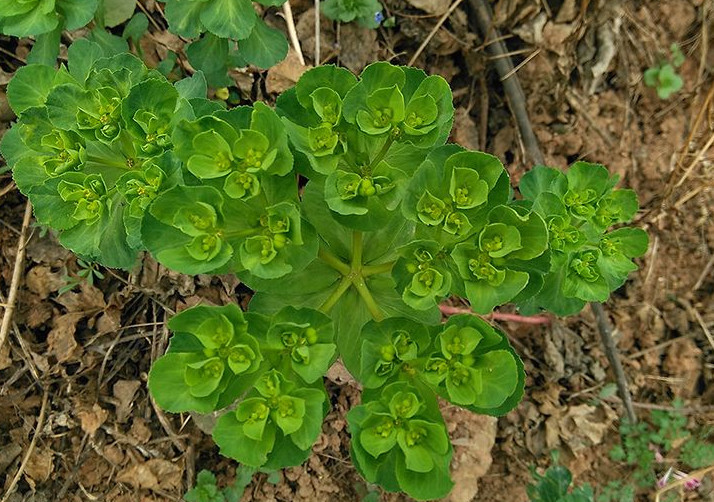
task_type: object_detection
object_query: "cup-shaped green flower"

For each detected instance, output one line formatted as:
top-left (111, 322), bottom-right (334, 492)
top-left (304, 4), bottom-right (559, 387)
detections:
top-left (149, 304), bottom-right (263, 413)
top-left (422, 316), bottom-right (521, 409)
top-left (265, 307), bottom-right (336, 383)
top-left (358, 318), bottom-right (429, 388)
top-left (562, 249), bottom-right (609, 302)
top-left (133, 110), bottom-right (173, 156)
top-left (348, 382), bottom-right (453, 500)
top-left (547, 215), bottom-right (584, 252)
top-left (356, 85), bottom-right (405, 135)
top-left (173, 202), bottom-right (218, 237)
top-left (416, 190), bottom-right (447, 225)
top-left (308, 123), bottom-right (340, 157)
top-left (479, 223), bottom-right (522, 258)
top-left (57, 173), bottom-right (107, 225)
top-left (184, 357), bottom-right (225, 397)
top-left (591, 189), bottom-right (639, 229)
top-left (310, 87), bottom-right (343, 126)
top-left (402, 94), bottom-right (438, 136)
top-left (224, 171), bottom-right (260, 200)
top-left (234, 129), bottom-right (277, 173)
top-left (187, 129), bottom-right (237, 179)
top-left (40, 130), bottom-right (86, 177)
top-left (75, 87), bottom-right (123, 143)
top-left (449, 167), bottom-right (489, 210)
top-left (213, 369), bottom-right (326, 468)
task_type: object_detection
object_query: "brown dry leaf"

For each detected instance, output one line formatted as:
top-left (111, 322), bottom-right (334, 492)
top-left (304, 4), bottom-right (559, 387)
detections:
top-left (113, 380), bottom-right (141, 424)
top-left (25, 266), bottom-right (64, 299)
top-left (446, 409), bottom-right (497, 502)
top-left (47, 313), bottom-right (82, 363)
top-left (56, 282), bottom-right (105, 313)
top-left (78, 403), bottom-right (109, 435)
top-left (558, 404), bottom-right (617, 451)
top-left (129, 417), bottom-right (152, 444)
top-left (96, 306), bottom-right (121, 335)
top-left (266, 49), bottom-right (311, 94)
top-left (405, 0), bottom-right (450, 15)
top-left (117, 459), bottom-right (182, 491)
top-left (338, 24), bottom-right (378, 74)
top-left (24, 447), bottom-right (53, 483)
top-left (450, 107), bottom-right (480, 150)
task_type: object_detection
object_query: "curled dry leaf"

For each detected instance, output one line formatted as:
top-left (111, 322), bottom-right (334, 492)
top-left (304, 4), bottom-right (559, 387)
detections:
top-left (78, 403), bottom-right (109, 436)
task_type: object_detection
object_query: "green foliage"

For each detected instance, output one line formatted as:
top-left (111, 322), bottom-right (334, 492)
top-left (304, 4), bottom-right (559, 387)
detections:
top-left (184, 467), bottom-right (254, 502)
top-left (644, 43), bottom-right (685, 99)
top-left (527, 462), bottom-right (594, 502)
top-left (322, 0), bottom-right (384, 29)
top-left (680, 435), bottom-right (714, 468)
top-left (158, 0), bottom-right (288, 85)
top-left (517, 163), bottom-right (648, 315)
top-left (610, 407), bottom-right (688, 486)
top-left (58, 258), bottom-right (105, 294)
top-left (4, 56), bottom-right (648, 500)
top-left (596, 481), bottom-right (635, 502)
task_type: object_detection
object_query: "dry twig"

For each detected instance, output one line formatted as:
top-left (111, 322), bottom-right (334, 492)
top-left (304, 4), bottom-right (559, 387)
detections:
top-left (466, 0), bottom-right (544, 166)
top-left (0, 201), bottom-right (32, 354)
top-left (282, 2), bottom-right (306, 66)
top-left (408, 0), bottom-right (465, 66)
top-left (591, 302), bottom-right (637, 424)
top-left (1, 389), bottom-right (49, 502)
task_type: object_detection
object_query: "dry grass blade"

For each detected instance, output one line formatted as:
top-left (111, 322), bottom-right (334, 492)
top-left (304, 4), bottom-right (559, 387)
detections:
top-left (282, 2), bottom-right (306, 66)
top-left (1, 389), bottom-right (49, 502)
top-left (0, 201), bottom-right (32, 354)
top-left (408, 0), bottom-right (465, 66)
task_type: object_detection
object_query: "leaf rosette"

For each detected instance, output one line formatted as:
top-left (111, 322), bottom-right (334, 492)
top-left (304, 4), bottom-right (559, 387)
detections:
top-left (518, 163), bottom-right (648, 315)
top-left (212, 369), bottom-right (326, 469)
top-left (403, 147), bottom-right (510, 244)
top-left (348, 382), bottom-right (453, 500)
top-left (392, 240), bottom-right (455, 310)
top-left (451, 205), bottom-right (549, 313)
top-left (358, 317), bottom-right (431, 388)
top-left (148, 304), bottom-right (264, 413)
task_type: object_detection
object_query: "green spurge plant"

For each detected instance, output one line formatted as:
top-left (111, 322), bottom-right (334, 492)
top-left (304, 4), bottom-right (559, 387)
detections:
top-left (2, 49), bottom-right (648, 499)
top-left (157, 0), bottom-right (289, 85)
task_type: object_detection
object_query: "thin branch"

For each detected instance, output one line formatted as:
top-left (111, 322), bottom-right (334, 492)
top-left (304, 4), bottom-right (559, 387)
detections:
top-left (439, 304), bottom-right (551, 325)
top-left (0, 201), bottom-right (32, 354)
top-left (466, 0), bottom-right (544, 166)
top-left (591, 302), bottom-right (637, 424)
top-left (408, 0), bottom-right (464, 66)
top-left (1, 389), bottom-right (49, 502)
top-left (282, 1), bottom-right (306, 66)
top-left (315, 0), bottom-right (321, 64)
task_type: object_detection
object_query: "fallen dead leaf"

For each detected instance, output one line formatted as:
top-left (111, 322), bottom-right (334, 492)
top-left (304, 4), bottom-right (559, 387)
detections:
top-left (24, 447), bottom-right (53, 483)
top-left (47, 313), bottom-right (82, 363)
top-left (117, 459), bottom-right (182, 491)
top-left (338, 24), bottom-right (378, 74)
top-left (78, 403), bottom-right (109, 435)
top-left (266, 49), bottom-right (311, 94)
top-left (25, 266), bottom-right (64, 299)
top-left (405, 0), bottom-right (450, 15)
top-left (113, 380), bottom-right (141, 424)
top-left (451, 107), bottom-right (480, 150)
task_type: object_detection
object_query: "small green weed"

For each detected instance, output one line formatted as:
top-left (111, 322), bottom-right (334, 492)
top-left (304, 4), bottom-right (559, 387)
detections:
top-left (643, 43), bottom-right (685, 99)
top-left (58, 259), bottom-right (105, 295)
top-left (184, 467), bottom-right (255, 502)
top-left (527, 453), bottom-right (594, 502)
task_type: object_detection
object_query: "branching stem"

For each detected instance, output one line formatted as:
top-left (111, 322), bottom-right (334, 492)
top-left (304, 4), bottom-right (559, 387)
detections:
top-left (319, 275), bottom-right (352, 314)
top-left (362, 261), bottom-right (395, 276)
top-left (368, 136), bottom-right (394, 171)
top-left (318, 246), bottom-right (351, 275)
top-left (351, 276), bottom-right (385, 322)
top-left (351, 231), bottom-right (363, 270)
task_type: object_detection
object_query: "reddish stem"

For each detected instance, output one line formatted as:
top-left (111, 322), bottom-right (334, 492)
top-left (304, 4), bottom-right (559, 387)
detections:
top-left (439, 305), bottom-right (551, 325)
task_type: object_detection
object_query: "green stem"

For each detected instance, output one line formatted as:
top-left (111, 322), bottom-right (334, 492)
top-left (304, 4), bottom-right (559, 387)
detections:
top-left (351, 276), bottom-right (385, 322)
top-left (318, 276), bottom-right (353, 314)
top-left (368, 136), bottom-right (395, 171)
top-left (351, 231), bottom-right (363, 270)
top-left (362, 261), bottom-right (396, 277)
top-left (318, 246), bottom-right (351, 275)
